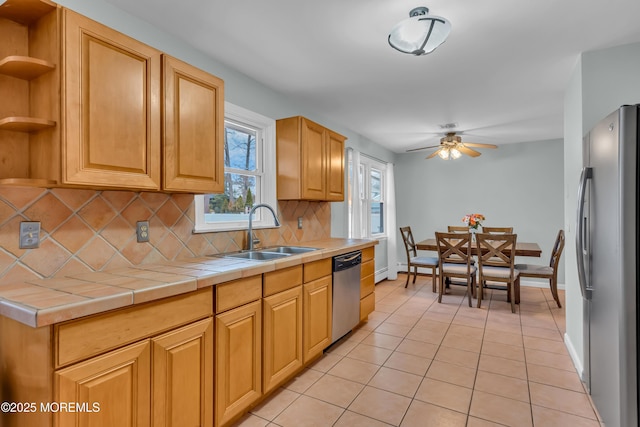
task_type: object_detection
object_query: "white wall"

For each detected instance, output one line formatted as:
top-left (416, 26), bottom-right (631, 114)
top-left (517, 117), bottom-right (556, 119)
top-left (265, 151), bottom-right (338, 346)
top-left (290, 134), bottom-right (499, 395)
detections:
top-left (394, 139), bottom-right (565, 283)
top-left (564, 41), bottom-right (640, 376)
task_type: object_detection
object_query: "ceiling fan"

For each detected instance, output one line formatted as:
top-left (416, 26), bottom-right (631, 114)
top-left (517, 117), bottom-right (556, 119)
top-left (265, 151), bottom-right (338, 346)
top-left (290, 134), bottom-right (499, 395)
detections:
top-left (407, 132), bottom-right (498, 160)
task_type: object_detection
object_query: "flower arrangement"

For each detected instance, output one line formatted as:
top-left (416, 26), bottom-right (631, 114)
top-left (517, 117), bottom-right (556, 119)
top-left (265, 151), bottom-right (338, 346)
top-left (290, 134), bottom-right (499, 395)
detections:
top-left (462, 213), bottom-right (485, 230)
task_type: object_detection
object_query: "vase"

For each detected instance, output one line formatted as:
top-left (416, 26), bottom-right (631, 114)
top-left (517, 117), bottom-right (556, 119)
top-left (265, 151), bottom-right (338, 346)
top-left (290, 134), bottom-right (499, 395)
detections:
top-left (470, 227), bottom-right (478, 242)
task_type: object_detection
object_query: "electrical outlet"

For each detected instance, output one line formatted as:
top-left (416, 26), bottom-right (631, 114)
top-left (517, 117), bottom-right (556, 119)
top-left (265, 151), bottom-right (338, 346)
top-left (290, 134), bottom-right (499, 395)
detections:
top-left (136, 221), bottom-right (150, 243)
top-left (297, 217), bottom-right (303, 229)
top-left (19, 221), bottom-right (41, 249)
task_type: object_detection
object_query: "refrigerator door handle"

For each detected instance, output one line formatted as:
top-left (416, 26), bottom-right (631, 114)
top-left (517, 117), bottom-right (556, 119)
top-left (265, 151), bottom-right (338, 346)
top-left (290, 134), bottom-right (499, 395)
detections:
top-left (576, 166), bottom-right (593, 299)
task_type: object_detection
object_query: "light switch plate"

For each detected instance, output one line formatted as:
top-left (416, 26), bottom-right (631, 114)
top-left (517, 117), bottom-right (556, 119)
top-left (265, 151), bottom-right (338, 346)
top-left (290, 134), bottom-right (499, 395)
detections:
top-left (20, 221), bottom-right (41, 249)
top-left (136, 221), bottom-right (150, 243)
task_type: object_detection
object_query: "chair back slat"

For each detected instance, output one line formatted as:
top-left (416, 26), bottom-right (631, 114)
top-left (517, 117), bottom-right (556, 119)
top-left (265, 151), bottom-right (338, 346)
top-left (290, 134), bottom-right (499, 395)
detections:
top-left (482, 227), bottom-right (514, 234)
top-left (400, 226), bottom-right (418, 258)
top-left (476, 233), bottom-right (517, 269)
top-left (447, 225), bottom-right (469, 233)
top-left (550, 229), bottom-right (565, 269)
top-left (436, 232), bottom-right (473, 266)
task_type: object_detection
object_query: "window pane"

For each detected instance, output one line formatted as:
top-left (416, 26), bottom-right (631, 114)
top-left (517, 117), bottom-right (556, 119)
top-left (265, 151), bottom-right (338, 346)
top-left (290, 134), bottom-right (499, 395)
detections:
top-left (371, 202), bottom-right (384, 234)
top-left (204, 174), bottom-right (257, 222)
top-left (225, 122), bottom-right (256, 172)
top-left (371, 169), bottom-right (382, 202)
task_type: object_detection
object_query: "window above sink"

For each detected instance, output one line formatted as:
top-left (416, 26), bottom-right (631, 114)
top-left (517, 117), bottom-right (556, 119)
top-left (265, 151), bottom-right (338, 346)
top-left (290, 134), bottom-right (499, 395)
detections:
top-left (194, 102), bottom-right (277, 233)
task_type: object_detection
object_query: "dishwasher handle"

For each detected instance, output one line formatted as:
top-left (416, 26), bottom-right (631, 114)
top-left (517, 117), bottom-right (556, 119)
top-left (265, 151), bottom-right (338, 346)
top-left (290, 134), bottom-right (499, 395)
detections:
top-left (333, 251), bottom-right (362, 272)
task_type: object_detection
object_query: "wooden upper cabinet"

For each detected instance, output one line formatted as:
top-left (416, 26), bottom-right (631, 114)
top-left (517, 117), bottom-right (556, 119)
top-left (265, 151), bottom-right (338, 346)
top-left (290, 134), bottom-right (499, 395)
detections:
top-left (0, 4), bottom-right (225, 193)
top-left (62, 9), bottom-right (162, 190)
top-left (162, 55), bottom-right (224, 193)
top-left (276, 116), bottom-right (346, 201)
top-left (327, 129), bottom-right (345, 201)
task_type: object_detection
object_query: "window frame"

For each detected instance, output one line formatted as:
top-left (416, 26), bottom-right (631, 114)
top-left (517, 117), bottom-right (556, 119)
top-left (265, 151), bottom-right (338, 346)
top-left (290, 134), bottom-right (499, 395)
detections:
top-left (193, 102), bottom-right (277, 233)
top-left (350, 153), bottom-right (387, 239)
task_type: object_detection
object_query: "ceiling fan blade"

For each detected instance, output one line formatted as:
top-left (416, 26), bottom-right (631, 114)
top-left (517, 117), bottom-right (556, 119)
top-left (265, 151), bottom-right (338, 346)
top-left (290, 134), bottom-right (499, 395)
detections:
top-left (462, 142), bottom-right (498, 149)
top-left (457, 145), bottom-right (482, 157)
top-left (406, 144), bottom-right (441, 152)
top-left (426, 149), bottom-right (440, 159)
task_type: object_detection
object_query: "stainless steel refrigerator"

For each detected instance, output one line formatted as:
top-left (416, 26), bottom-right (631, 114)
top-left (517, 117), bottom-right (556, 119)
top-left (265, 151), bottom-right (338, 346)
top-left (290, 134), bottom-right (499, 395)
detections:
top-left (577, 104), bottom-right (639, 427)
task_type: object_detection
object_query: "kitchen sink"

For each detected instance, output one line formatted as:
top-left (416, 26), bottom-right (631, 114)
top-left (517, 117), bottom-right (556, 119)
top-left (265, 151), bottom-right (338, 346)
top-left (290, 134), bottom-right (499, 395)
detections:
top-left (259, 246), bottom-right (319, 254)
top-left (218, 251), bottom-right (291, 261)
top-left (213, 246), bottom-right (319, 261)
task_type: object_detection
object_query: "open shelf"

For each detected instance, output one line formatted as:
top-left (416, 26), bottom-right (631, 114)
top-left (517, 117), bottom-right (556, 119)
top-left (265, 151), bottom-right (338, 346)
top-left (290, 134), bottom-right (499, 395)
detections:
top-left (0, 117), bottom-right (56, 132)
top-left (0, 0), bottom-right (56, 25)
top-left (0, 56), bottom-right (55, 80)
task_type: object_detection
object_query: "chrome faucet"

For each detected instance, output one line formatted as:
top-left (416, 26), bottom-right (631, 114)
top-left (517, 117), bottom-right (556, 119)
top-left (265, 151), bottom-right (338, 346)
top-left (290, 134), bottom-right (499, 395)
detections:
top-left (247, 203), bottom-right (281, 251)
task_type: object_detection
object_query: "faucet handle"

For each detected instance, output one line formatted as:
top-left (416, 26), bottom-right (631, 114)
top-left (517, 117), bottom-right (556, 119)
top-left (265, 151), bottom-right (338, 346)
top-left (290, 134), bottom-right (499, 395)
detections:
top-left (251, 232), bottom-right (260, 247)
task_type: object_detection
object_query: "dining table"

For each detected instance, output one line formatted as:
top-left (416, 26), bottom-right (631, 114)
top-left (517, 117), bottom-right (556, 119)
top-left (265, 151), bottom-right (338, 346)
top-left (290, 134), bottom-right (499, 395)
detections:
top-left (415, 238), bottom-right (542, 258)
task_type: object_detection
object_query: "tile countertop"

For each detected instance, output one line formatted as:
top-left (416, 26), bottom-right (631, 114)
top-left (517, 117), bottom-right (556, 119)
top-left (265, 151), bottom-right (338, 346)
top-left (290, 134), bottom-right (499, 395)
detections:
top-left (0, 238), bottom-right (377, 328)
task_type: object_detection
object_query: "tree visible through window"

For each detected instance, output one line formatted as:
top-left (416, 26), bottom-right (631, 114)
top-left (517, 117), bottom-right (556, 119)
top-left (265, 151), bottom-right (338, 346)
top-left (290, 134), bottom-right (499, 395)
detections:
top-left (206, 121), bottom-right (259, 218)
top-left (194, 102), bottom-right (276, 232)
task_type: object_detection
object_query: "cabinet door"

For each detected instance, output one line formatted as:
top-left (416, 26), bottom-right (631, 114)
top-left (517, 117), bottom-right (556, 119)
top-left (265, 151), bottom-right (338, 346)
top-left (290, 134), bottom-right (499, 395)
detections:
top-left (215, 300), bottom-right (262, 427)
top-left (55, 340), bottom-right (151, 427)
top-left (263, 286), bottom-right (303, 393)
top-left (300, 117), bottom-right (326, 200)
top-left (152, 318), bottom-right (213, 427)
top-left (303, 275), bottom-right (332, 363)
top-left (163, 55), bottom-right (224, 193)
top-left (63, 10), bottom-right (161, 190)
top-left (326, 130), bottom-right (345, 201)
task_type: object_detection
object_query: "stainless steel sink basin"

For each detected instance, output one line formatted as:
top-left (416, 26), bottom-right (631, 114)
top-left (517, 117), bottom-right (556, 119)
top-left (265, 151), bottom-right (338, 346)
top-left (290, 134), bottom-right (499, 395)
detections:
top-left (259, 246), bottom-right (319, 254)
top-left (213, 246), bottom-right (319, 261)
top-left (218, 251), bottom-right (291, 261)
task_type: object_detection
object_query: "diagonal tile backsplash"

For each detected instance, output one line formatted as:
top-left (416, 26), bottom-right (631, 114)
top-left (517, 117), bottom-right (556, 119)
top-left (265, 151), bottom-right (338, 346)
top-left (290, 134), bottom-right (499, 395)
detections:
top-left (0, 188), bottom-right (331, 283)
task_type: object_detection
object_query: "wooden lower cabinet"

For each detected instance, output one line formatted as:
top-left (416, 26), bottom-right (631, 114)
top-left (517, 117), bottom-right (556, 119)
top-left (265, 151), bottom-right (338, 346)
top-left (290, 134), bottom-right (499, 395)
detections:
top-left (360, 247), bottom-right (376, 320)
top-left (263, 286), bottom-right (303, 394)
top-left (55, 340), bottom-right (152, 427)
top-left (54, 317), bottom-right (213, 427)
top-left (152, 318), bottom-right (213, 427)
top-left (215, 299), bottom-right (262, 427)
top-left (303, 275), bottom-right (332, 363)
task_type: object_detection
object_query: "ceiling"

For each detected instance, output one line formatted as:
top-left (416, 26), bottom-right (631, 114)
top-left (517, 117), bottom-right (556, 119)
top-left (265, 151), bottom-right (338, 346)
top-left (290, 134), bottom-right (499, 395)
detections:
top-left (104, 0), bottom-right (640, 154)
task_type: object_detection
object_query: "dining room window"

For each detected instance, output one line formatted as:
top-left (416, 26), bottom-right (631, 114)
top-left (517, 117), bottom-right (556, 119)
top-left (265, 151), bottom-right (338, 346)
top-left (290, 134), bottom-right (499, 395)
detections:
top-left (193, 102), bottom-right (276, 232)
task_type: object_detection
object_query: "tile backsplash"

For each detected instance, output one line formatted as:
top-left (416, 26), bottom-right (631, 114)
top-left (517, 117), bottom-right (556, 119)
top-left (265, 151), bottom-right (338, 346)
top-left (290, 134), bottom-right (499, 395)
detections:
top-left (0, 187), bottom-right (331, 282)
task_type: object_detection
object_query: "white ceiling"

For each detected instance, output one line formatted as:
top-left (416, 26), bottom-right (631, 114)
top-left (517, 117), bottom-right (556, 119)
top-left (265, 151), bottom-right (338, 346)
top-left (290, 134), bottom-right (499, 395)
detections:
top-left (105, 0), bottom-right (640, 153)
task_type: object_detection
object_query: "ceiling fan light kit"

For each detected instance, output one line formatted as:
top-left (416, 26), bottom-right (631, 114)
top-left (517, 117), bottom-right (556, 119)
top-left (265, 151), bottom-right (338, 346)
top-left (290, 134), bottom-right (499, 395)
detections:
top-left (388, 6), bottom-right (451, 56)
top-left (407, 132), bottom-right (498, 160)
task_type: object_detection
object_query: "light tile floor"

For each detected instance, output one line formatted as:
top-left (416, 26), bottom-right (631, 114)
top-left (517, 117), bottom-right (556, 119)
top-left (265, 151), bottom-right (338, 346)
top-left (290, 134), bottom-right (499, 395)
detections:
top-left (233, 275), bottom-right (603, 427)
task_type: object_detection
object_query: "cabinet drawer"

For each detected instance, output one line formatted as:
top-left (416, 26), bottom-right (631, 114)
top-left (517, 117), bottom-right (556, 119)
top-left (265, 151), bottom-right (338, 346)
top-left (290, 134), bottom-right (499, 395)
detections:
top-left (360, 273), bottom-right (374, 299)
top-left (55, 288), bottom-right (212, 368)
top-left (263, 266), bottom-right (302, 297)
top-left (361, 259), bottom-right (374, 278)
top-left (303, 258), bottom-right (331, 283)
top-left (216, 275), bottom-right (262, 313)
top-left (362, 246), bottom-right (375, 262)
top-left (360, 292), bottom-right (375, 322)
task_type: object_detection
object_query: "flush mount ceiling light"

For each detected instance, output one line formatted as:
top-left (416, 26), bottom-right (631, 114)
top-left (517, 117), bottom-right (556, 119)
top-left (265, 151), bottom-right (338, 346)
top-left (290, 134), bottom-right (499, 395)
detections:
top-left (388, 6), bottom-right (451, 56)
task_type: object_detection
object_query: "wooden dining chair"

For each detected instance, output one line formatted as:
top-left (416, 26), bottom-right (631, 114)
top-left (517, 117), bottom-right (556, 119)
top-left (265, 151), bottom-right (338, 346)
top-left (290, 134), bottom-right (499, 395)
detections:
top-left (515, 229), bottom-right (565, 308)
top-left (482, 227), bottom-right (513, 234)
top-left (476, 233), bottom-right (520, 313)
top-left (400, 226), bottom-right (439, 291)
top-left (447, 225), bottom-right (470, 233)
top-left (435, 232), bottom-right (476, 307)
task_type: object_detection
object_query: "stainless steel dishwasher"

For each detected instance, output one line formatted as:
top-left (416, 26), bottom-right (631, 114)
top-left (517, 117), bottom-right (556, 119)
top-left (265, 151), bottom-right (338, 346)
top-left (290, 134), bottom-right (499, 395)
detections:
top-left (331, 250), bottom-right (362, 344)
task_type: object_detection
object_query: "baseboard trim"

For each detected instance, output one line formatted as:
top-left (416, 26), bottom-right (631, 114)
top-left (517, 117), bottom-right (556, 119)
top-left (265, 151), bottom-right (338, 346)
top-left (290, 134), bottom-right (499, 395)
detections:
top-left (564, 331), bottom-right (585, 381)
top-left (375, 267), bottom-right (388, 284)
